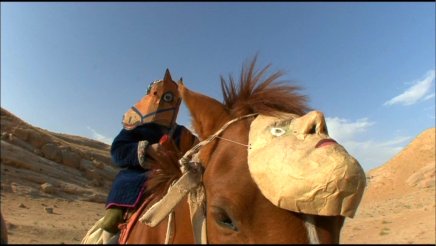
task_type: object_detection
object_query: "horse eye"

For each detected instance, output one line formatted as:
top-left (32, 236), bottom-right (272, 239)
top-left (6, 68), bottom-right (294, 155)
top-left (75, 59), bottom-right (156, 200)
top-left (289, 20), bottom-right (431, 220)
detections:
top-left (214, 208), bottom-right (238, 232)
top-left (270, 127), bottom-right (285, 136)
top-left (162, 92), bottom-right (174, 103)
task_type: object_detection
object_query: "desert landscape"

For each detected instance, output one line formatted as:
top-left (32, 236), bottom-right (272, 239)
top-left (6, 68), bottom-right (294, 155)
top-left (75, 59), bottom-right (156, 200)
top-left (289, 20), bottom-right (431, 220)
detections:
top-left (0, 106), bottom-right (434, 244)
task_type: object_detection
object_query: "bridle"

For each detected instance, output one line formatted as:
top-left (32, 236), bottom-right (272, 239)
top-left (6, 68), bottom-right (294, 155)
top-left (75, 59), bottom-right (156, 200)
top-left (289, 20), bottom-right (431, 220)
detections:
top-left (137, 112), bottom-right (320, 244)
top-left (139, 113), bottom-right (258, 244)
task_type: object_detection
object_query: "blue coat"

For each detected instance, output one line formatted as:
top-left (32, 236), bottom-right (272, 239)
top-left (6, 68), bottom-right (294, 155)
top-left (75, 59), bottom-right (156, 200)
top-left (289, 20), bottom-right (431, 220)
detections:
top-left (105, 122), bottom-right (192, 209)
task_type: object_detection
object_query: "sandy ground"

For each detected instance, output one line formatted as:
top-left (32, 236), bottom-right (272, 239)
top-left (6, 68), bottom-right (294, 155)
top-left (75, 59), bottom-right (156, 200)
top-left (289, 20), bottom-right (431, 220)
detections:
top-left (1, 191), bottom-right (103, 244)
top-left (2, 184), bottom-right (434, 244)
top-left (341, 187), bottom-right (435, 244)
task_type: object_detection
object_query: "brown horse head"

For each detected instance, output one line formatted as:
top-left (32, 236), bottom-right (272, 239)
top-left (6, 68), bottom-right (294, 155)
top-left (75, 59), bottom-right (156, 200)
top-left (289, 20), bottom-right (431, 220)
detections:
top-left (178, 56), bottom-right (366, 243)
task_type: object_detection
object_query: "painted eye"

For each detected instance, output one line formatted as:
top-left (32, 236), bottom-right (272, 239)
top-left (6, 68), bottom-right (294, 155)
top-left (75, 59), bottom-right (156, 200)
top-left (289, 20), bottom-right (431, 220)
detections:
top-left (270, 127), bottom-right (285, 136)
top-left (162, 92), bottom-right (174, 103)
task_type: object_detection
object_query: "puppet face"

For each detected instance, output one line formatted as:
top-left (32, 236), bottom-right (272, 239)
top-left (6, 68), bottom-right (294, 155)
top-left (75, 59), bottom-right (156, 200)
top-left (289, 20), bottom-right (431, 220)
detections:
top-left (122, 70), bottom-right (181, 130)
top-left (247, 111), bottom-right (366, 218)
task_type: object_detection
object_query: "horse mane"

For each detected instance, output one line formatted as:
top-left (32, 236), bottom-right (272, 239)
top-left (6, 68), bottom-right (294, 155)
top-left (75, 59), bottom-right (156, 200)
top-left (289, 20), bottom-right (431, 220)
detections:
top-left (143, 56), bottom-right (311, 201)
top-left (221, 55), bottom-right (311, 117)
top-left (144, 138), bottom-right (183, 199)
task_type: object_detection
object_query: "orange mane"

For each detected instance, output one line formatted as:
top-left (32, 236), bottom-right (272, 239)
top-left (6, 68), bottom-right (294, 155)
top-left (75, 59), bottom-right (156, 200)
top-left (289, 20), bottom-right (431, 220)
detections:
top-left (221, 55), bottom-right (311, 118)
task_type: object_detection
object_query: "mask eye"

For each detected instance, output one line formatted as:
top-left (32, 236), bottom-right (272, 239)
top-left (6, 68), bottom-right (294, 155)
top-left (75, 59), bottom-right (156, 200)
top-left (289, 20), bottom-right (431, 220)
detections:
top-left (270, 127), bottom-right (285, 136)
top-left (162, 92), bottom-right (174, 103)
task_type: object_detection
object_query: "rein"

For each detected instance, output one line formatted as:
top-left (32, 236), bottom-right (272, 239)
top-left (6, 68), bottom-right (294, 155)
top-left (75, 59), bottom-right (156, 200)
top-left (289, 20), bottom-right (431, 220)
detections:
top-left (138, 113), bottom-right (258, 244)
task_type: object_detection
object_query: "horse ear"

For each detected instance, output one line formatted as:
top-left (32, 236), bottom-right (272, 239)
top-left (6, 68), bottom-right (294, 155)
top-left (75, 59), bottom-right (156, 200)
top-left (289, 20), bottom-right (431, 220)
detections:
top-left (164, 69), bottom-right (173, 82)
top-left (178, 81), bottom-right (231, 140)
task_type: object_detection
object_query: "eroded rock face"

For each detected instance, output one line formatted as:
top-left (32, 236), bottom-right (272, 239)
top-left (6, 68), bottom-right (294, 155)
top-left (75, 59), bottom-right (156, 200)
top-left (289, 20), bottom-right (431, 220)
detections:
top-left (41, 143), bottom-right (63, 163)
top-left (61, 149), bottom-right (82, 169)
top-left (40, 183), bottom-right (56, 194)
top-left (406, 163), bottom-right (435, 188)
top-left (0, 107), bottom-right (117, 203)
top-left (27, 130), bottom-right (50, 149)
top-left (13, 128), bottom-right (29, 141)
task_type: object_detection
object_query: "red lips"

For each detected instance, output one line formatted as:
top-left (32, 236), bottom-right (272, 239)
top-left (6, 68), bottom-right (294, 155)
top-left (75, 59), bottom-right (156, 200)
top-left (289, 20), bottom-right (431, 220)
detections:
top-left (315, 139), bottom-right (337, 148)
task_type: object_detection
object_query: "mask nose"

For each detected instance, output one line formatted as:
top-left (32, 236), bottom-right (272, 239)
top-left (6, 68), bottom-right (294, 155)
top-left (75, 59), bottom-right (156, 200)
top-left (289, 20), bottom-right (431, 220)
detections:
top-left (290, 111), bottom-right (329, 138)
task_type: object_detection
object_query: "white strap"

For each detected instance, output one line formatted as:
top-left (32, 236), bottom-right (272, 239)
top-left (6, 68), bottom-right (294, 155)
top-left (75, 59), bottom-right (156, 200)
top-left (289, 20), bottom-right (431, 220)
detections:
top-left (188, 185), bottom-right (207, 244)
top-left (164, 212), bottom-right (175, 244)
top-left (139, 168), bottom-right (202, 226)
top-left (303, 214), bottom-right (320, 244)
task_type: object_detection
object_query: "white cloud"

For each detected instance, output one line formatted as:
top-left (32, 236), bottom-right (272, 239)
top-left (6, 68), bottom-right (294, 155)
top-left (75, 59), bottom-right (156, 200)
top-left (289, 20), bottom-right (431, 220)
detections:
top-left (375, 136), bottom-right (411, 147)
top-left (384, 70), bottom-right (435, 106)
top-left (423, 93), bottom-right (435, 101)
top-left (326, 117), bottom-right (410, 172)
top-left (86, 126), bottom-right (113, 145)
top-left (326, 117), bottom-right (375, 141)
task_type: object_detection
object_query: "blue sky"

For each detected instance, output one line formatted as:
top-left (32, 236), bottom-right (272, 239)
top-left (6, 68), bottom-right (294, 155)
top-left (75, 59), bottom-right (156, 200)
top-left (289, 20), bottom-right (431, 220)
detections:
top-left (1, 2), bottom-right (435, 172)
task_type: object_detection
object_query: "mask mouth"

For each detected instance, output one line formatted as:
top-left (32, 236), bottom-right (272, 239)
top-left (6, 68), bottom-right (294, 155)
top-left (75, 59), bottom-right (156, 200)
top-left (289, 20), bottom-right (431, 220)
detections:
top-left (123, 123), bottom-right (137, 131)
top-left (122, 106), bottom-right (179, 130)
top-left (122, 111), bottom-right (140, 130)
top-left (315, 139), bottom-right (337, 148)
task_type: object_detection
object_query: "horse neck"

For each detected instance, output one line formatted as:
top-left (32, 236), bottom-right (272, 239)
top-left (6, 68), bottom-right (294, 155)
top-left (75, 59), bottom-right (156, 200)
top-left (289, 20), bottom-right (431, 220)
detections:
top-left (124, 195), bottom-right (195, 244)
top-left (168, 196), bottom-right (196, 244)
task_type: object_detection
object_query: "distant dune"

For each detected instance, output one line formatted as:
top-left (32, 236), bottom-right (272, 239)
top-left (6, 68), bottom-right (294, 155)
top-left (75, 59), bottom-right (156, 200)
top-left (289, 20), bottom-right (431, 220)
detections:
top-left (366, 127), bottom-right (435, 200)
top-left (341, 127), bottom-right (435, 244)
top-left (0, 107), bottom-right (434, 244)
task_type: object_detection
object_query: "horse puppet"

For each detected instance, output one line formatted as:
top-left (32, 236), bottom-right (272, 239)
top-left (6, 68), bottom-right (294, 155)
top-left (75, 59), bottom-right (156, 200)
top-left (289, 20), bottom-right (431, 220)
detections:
top-left (109, 57), bottom-right (366, 244)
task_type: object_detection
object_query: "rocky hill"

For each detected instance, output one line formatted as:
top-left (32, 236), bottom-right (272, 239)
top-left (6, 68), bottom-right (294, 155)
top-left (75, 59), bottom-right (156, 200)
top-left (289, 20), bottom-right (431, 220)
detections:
top-left (1, 107), bottom-right (119, 243)
top-left (1, 107), bottom-right (117, 203)
top-left (341, 127), bottom-right (435, 244)
top-left (366, 127), bottom-right (435, 199)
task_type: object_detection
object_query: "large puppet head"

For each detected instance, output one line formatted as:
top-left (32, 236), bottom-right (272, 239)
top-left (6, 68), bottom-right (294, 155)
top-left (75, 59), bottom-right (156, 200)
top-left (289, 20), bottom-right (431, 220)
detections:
top-left (122, 69), bottom-right (181, 130)
top-left (247, 111), bottom-right (366, 218)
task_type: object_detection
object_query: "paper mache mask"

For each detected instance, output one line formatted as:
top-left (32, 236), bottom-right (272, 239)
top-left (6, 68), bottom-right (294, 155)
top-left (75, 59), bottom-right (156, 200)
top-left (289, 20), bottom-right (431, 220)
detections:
top-left (122, 69), bottom-right (181, 130)
top-left (247, 111), bottom-right (366, 218)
